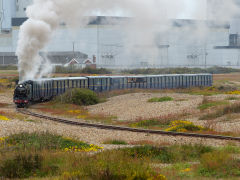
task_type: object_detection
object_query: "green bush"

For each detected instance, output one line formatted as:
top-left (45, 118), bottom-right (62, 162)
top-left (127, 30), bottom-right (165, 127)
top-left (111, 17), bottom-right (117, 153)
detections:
top-left (56, 88), bottom-right (100, 106)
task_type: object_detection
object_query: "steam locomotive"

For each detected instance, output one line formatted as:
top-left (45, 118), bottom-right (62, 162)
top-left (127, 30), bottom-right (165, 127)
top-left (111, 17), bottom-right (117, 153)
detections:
top-left (13, 74), bottom-right (212, 108)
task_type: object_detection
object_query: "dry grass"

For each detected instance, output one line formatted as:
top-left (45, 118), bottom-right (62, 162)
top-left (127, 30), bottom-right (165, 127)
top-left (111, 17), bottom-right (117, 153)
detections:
top-left (213, 73), bottom-right (240, 82)
top-left (129, 140), bottom-right (170, 146)
top-left (35, 102), bottom-right (116, 124)
top-left (117, 111), bottom-right (190, 129)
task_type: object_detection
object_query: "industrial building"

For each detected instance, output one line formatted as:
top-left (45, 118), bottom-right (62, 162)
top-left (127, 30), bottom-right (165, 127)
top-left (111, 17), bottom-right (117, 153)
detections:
top-left (1, 0), bottom-right (240, 68)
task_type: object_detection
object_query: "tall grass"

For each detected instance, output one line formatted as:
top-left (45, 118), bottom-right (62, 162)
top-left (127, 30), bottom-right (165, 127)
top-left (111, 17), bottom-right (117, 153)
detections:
top-left (1, 132), bottom-right (240, 179)
top-left (198, 151), bottom-right (240, 177)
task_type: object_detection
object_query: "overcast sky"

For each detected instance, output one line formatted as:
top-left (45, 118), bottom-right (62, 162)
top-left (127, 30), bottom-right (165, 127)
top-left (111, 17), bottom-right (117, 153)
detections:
top-left (92, 0), bottom-right (207, 19)
top-left (178, 0), bottom-right (206, 19)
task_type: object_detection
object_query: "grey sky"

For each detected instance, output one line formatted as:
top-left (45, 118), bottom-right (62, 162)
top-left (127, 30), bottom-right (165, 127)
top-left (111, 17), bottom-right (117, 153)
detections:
top-left (92, 0), bottom-right (207, 19)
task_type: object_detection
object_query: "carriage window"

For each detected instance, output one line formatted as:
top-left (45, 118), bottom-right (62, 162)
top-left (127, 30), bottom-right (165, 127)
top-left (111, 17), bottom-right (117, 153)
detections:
top-left (128, 78), bottom-right (145, 83)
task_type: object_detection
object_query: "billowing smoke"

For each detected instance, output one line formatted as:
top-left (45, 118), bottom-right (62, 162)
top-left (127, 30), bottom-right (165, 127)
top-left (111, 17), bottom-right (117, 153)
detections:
top-left (16, 0), bottom-right (190, 82)
top-left (16, 0), bottom-right (240, 82)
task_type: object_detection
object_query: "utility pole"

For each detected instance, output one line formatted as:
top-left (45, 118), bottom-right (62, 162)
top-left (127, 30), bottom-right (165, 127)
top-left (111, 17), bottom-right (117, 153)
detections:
top-left (97, 24), bottom-right (100, 66)
top-left (72, 41), bottom-right (75, 53)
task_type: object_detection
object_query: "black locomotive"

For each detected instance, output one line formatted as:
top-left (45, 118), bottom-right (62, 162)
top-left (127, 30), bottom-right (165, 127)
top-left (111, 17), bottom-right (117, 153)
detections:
top-left (13, 74), bottom-right (212, 108)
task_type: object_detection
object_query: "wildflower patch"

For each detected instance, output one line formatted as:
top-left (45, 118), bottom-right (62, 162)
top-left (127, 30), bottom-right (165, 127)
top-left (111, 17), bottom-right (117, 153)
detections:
top-left (4, 132), bottom-right (103, 152)
top-left (0, 115), bottom-right (10, 121)
top-left (165, 120), bottom-right (206, 132)
top-left (0, 79), bottom-right (9, 84)
top-left (64, 144), bottom-right (103, 152)
top-left (226, 90), bottom-right (240, 95)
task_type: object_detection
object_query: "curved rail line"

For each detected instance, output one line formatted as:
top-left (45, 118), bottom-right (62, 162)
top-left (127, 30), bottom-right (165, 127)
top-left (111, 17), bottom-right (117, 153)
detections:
top-left (17, 108), bottom-right (240, 142)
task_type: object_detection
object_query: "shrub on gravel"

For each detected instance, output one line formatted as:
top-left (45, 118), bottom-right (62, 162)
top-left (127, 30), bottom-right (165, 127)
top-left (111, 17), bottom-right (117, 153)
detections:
top-left (103, 139), bottom-right (128, 145)
top-left (4, 132), bottom-right (99, 151)
top-left (148, 96), bottom-right (173, 102)
top-left (56, 88), bottom-right (100, 106)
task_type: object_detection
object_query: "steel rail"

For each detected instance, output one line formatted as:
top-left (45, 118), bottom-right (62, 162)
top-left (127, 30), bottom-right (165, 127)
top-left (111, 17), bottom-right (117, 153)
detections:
top-left (17, 108), bottom-right (240, 142)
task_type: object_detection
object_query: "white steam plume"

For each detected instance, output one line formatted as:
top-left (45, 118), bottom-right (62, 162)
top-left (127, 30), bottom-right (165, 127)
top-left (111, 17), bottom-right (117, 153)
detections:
top-left (16, 0), bottom-right (240, 82)
top-left (16, 0), bottom-right (186, 82)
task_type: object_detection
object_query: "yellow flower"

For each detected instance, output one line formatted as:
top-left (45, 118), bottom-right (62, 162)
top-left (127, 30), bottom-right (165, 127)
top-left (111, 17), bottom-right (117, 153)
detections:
top-left (156, 174), bottom-right (167, 180)
top-left (0, 115), bottom-right (10, 121)
top-left (226, 90), bottom-right (240, 95)
top-left (0, 79), bottom-right (8, 83)
top-left (76, 115), bottom-right (87, 119)
top-left (181, 168), bottom-right (191, 172)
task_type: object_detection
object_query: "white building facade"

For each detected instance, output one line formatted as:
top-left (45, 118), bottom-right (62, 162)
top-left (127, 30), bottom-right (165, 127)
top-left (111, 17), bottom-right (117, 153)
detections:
top-left (0, 0), bottom-right (240, 68)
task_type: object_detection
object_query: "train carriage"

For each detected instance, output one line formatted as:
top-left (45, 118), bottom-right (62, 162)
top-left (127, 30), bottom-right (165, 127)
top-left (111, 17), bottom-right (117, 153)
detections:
top-left (87, 76), bottom-right (110, 92)
top-left (14, 74), bottom-right (213, 108)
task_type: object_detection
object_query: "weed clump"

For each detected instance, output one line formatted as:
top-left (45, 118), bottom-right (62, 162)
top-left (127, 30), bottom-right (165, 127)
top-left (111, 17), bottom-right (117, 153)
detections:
top-left (103, 139), bottom-right (128, 145)
top-left (148, 96), bottom-right (173, 102)
top-left (198, 97), bottom-right (229, 110)
top-left (56, 88), bottom-right (100, 106)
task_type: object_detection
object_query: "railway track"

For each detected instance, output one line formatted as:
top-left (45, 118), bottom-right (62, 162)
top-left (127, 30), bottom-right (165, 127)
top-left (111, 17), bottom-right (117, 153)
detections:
top-left (17, 108), bottom-right (240, 142)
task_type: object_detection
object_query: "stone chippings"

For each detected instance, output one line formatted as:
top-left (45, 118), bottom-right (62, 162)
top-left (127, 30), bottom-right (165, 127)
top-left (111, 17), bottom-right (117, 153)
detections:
top-left (0, 93), bottom-right (240, 148)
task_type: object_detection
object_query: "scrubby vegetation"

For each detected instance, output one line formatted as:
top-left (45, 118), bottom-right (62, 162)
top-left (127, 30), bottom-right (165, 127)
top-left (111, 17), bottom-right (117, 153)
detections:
top-left (200, 103), bottom-right (240, 120)
top-left (54, 66), bottom-right (112, 74)
top-left (148, 96), bottom-right (173, 102)
top-left (198, 151), bottom-right (240, 177)
top-left (0, 133), bottom-right (240, 179)
top-left (122, 66), bottom-right (240, 74)
top-left (198, 97), bottom-right (229, 110)
top-left (103, 139), bottom-right (128, 145)
top-left (0, 133), bottom-right (103, 179)
top-left (55, 88), bottom-right (100, 106)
